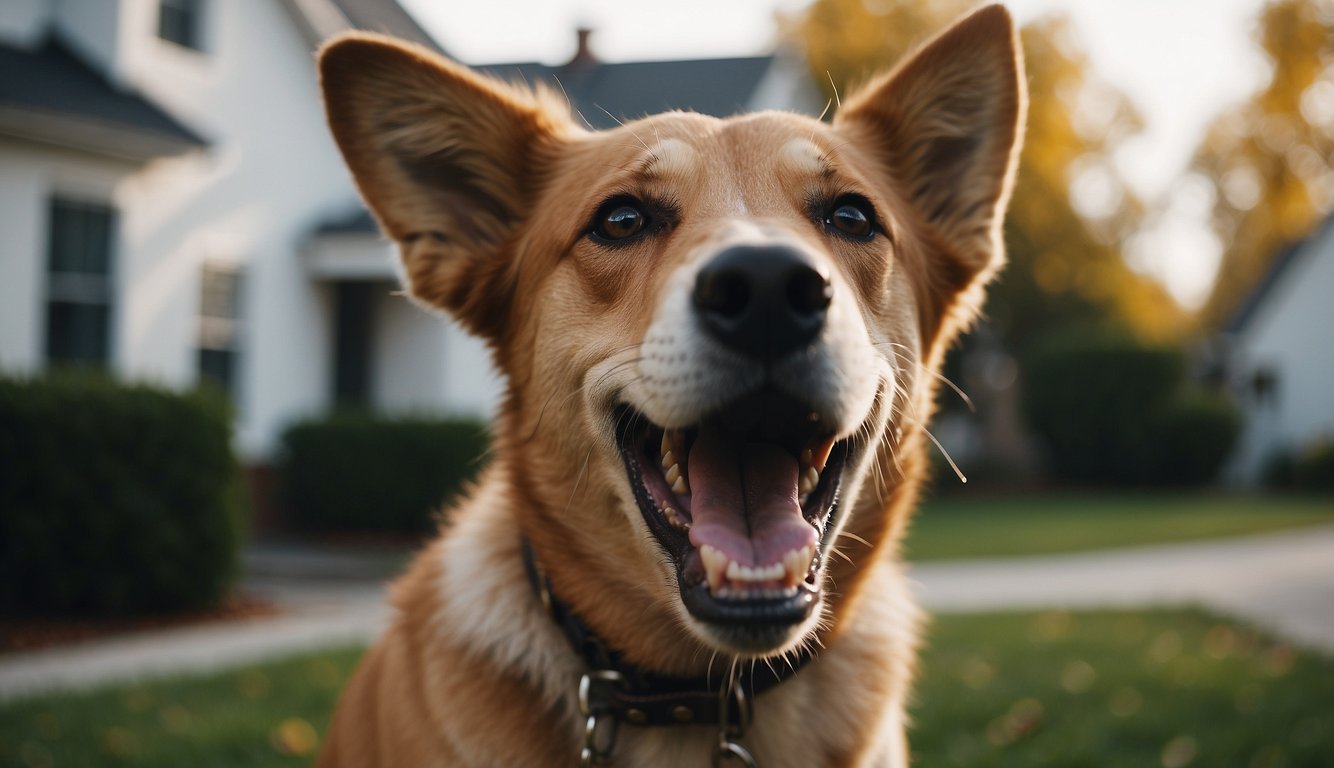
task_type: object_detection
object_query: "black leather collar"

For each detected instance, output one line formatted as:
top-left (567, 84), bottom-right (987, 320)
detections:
top-left (520, 537), bottom-right (816, 728)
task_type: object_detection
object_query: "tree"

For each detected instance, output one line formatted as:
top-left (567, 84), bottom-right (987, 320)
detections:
top-left (783, 0), bottom-right (1186, 350)
top-left (1194, 0), bottom-right (1334, 330)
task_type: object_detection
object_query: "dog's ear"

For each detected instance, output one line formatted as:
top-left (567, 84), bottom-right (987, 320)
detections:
top-left (319, 33), bottom-right (575, 340)
top-left (836, 4), bottom-right (1025, 286)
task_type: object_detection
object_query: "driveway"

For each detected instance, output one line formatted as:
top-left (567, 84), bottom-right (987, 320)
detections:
top-left (910, 522), bottom-right (1334, 653)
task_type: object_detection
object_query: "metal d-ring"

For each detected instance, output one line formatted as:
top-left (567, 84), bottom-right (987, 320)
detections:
top-left (713, 678), bottom-right (758, 767)
top-left (714, 737), bottom-right (759, 768)
top-left (578, 670), bottom-right (623, 766)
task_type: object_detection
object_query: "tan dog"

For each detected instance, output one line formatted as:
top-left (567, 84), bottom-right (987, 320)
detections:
top-left (316, 6), bottom-right (1024, 766)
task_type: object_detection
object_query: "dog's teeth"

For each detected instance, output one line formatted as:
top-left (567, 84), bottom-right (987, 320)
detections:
top-left (800, 448), bottom-right (813, 469)
top-left (782, 547), bottom-right (814, 588)
top-left (660, 432), bottom-right (672, 459)
top-left (671, 476), bottom-right (689, 496)
top-left (701, 545), bottom-right (728, 594)
top-left (661, 450), bottom-right (677, 470)
top-left (664, 463), bottom-right (681, 485)
top-left (799, 465), bottom-right (820, 498)
top-left (811, 436), bottom-right (836, 472)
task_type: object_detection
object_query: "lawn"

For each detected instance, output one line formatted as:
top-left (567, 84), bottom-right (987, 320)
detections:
top-left (2, 609), bottom-right (1330, 767)
top-left (905, 493), bottom-right (1334, 561)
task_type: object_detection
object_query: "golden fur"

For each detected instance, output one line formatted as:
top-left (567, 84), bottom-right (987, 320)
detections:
top-left (316, 6), bottom-right (1025, 766)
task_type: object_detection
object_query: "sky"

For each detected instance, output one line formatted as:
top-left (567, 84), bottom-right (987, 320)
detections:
top-left (400, 0), bottom-right (1276, 309)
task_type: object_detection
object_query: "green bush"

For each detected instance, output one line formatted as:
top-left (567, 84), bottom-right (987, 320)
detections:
top-left (1293, 439), bottom-right (1334, 492)
top-left (1022, 328), bottom-right (1240, 486)
top-left (0, 374), bottom-right (242, 617)
top-left (1140, 390), bottom-right (1244, 486)
top-left (280, 413), bottom-right (489, 534)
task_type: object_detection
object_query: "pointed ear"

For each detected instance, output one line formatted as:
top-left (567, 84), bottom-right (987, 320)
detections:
top-left (318, 33), bottom-right (575, 340)
top-left (836, 4), bottom-right (1026, 280)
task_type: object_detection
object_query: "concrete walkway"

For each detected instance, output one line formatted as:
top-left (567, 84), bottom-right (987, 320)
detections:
top-left (910, 523), bottom-right (1334, 653)
top-left (1, 525), bottom-right (1331, 702)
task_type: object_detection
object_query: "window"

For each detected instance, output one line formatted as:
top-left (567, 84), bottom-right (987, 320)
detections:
top-left (158, 0), bottom-right (203, 50)
top-left (197, 264), bottom-right (244, 401)
top-left (333, 281), bottom-right (376, 407)
top-left (45, 198), bottom-right (116, 369)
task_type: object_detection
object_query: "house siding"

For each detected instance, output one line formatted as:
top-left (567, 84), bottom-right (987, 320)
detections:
top-left (1227, 221), bottom-right (1334, 483)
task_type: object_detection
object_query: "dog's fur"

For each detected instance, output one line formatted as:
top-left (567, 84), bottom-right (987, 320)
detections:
top-left (315, 6), bottom-right (1024, 766)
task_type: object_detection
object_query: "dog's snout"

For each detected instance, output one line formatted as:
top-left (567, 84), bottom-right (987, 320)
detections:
top-left (692, 244), bottom-right (832, 360)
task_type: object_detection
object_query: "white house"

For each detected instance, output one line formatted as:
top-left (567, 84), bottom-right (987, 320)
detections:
top-left (1222, 215), bottom-right (1334, 484)
top-left (0, 0), bottom-right (820, 476)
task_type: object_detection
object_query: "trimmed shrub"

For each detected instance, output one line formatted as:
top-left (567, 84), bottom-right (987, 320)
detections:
top-left (1022, 328), bottom-right (1240, 486)
top-left (0, 374), bottom-right (242, 618)
top-left (1293, 439), bottom-right (1334, 492)
top-left (1140, 391), bottom-right (1244, 486)
top-left (280, 413), bottom-right (489, 534)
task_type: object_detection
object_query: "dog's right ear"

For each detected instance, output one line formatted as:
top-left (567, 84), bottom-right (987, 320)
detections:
top-left (319, 33), bottom-right (575, 340)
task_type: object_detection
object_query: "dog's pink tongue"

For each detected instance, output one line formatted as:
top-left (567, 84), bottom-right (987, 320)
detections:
top-left (687, 425), bottom-right (817, 568)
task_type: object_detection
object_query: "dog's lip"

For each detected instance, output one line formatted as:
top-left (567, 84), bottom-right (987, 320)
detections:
top-left (613, 395), bottom-right (851, 628)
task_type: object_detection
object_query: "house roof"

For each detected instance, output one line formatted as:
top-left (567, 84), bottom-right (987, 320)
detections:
top-left (1225, 215), bottom-right (1334, 335)
top-left (316, 207), bottom-right (378, 235)
top-left (0, 37), bottom-right (206, 161)
top-left (481, 56), bottom-right (777, 130)
top-left (328, 0), bottom-right (440, 50)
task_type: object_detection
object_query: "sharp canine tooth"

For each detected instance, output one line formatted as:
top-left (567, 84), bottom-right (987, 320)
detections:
top-left (661, 432), bottom-right (672, 458)
top-left (811, 436), bottom-right (836, 472)
top-left (672, 476), bottom-right (689, 495)
top-left (701, 546), bottom-right (728, 593)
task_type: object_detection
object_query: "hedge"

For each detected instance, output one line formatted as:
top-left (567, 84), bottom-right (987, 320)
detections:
top-left (0, 374), bottom-right (242, 618)
top-left (1266, 439), bottom-right (1334, 492)
top-left (280, 413), bottom-right (489, 534)
top-left (1022, 328), bottom-right (1241, 486)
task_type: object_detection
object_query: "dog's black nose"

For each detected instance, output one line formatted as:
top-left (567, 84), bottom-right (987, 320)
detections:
top-left (692, 244), bottom-right (832, 361)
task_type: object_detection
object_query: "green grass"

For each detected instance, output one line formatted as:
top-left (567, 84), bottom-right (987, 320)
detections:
top-left (912, 609), bottom-right (1334, 767)
top-left (905, 494), bottom-right (1334, 561)
top-left (2, 610), bottom-right (1330, 767)
top-left (0, 647), bottom-right (364, 768)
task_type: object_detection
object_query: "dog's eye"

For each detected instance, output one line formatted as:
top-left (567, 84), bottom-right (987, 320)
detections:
top-left (825, 197), bottom-right (876, 240)
top-left (592, 200), bottom-right (648, 242)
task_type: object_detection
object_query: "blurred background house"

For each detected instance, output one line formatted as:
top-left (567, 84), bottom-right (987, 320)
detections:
top-left (1221, 215), bottom-right (1334, 484)
top-left (0, 0), bottom-right (820, 485)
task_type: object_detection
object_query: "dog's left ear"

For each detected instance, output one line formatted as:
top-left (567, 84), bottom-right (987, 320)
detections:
top-left (836, 4), bottom-right (1026, 287)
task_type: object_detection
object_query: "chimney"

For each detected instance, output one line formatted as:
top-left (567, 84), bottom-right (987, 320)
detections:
top-left (567, 26), bottom-right (598, 69)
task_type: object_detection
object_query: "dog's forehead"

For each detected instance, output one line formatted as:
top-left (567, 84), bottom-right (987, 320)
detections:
top-left (587, 111), bottom-right (840, 192)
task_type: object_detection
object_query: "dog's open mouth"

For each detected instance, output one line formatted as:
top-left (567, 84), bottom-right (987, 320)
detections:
top-left (614, 390), bottom-right (849, 635)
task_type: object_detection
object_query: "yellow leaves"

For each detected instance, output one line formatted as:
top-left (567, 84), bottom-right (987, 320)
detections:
top-left (271, 716), bottom-right (320, 757)
top-left (1160, 734), bottom-right (1200, 767)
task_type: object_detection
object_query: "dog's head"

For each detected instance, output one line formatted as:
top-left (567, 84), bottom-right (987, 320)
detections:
top-left (320, 6), bottom-right (1024, 662)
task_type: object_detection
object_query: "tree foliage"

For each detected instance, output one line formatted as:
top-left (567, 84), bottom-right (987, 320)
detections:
top-left (784, 0), bottom-right (1186, 350)
top-left (1194, 0), bottom-right (1334, 329)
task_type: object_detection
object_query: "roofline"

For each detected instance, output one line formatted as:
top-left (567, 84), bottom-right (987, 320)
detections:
top-left (1224, 214), bottom-right (1334, 335)
top-left (0, 104), bottom-right (206, 163)
top-left (277, 0), bottom-right (352, 46)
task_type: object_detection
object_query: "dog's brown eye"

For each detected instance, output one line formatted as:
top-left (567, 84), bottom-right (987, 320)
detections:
top-left (825, 197), bottom-right (876, 240)
top-left (594, 203), bottom-right (647, 241)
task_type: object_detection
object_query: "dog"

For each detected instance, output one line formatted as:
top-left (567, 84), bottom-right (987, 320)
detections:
top-left (315, 5), bottom-right (1024, 766)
